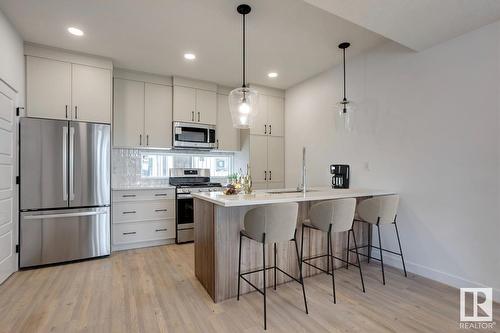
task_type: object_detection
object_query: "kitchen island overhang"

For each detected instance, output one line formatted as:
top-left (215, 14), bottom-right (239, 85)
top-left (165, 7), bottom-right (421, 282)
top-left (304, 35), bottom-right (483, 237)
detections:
top-left (192, 188), bottom-right (396, 303)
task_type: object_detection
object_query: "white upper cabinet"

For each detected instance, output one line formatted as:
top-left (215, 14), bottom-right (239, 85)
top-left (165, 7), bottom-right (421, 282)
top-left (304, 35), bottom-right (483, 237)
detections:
top-left (250, 95), bottom-right (268, 136)
top-left (71, 64), bottom-right (112, 123)
top-left (113, 78), bottom-right (144, 147)
top-left (25, 47), bottom-right (113, 123)
top-left (145, 83), bottom-right (172, 148)
top-left (249, 92), bottom-right (284, 137)
top-left (172, 77), bottom-right (217, 125)
top-left (113, 75), bottom-right (173, 149)
top-left (173, 86), bottom-right (196, 123)
top-left (216, 93), bottom-right (239, 151)
top-left (267, 96), bottom-right (284, 137)
top-left (196, 89), bottom-right (217, 125)
top-left (26, 56), bottom-right (71, 120)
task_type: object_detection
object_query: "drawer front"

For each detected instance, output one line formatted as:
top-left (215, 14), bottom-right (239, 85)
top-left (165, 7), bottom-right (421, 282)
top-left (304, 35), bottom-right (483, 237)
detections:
top-left (113, 200), bottom-right (175, 223)
top-left (112, 189), bottom-right (175, 202)
top-left (113, 219), bottom-right (175, 244)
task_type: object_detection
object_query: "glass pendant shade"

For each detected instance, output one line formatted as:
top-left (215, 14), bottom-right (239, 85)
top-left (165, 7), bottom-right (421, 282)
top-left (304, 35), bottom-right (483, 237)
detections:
top-left (337, 99), bottom-right (355, 132)
top-left (229, 87), bottom-right (259, 129)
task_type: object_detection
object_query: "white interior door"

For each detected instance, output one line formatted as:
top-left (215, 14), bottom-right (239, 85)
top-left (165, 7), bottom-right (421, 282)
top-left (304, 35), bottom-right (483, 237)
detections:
top-left (0, 81), bottom-right (17, 283)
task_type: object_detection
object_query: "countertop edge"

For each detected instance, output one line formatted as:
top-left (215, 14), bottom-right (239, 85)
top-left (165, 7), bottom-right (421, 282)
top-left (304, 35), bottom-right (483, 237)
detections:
top-left (192, 188), bottom-right (397, 207)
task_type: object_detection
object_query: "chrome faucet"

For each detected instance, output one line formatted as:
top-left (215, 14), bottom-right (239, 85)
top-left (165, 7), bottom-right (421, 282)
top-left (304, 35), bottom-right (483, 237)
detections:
top-left (297, 147), bottom-right (307, 194)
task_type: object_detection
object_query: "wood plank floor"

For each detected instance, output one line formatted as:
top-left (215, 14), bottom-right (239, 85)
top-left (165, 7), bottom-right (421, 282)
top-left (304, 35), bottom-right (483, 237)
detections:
top-left (0, 244), bottom-right (498, 332)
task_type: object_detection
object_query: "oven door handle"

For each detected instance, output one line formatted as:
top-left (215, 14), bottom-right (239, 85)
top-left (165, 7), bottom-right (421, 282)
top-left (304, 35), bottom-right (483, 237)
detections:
top-left (177, 194), bottom-right (193, 199)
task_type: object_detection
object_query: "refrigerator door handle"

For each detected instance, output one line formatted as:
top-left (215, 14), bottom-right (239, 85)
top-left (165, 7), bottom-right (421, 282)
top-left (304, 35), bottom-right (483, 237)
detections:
top-left (69, 127), bottom-right (75, 201)
top-left (23, 211), bottom-right (107, 220)
top-left (62, 126), bottom-right (68, 201)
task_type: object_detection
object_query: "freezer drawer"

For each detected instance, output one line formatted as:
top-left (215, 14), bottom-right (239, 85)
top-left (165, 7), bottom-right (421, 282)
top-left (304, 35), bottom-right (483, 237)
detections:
top-left (20, 207), bottom-right (110, 268)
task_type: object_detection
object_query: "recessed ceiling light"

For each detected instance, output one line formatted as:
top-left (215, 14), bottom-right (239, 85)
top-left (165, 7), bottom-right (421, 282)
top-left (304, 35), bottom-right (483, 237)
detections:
top-left (67, 27), bottom-right (84, 36)
top-left (268, 72), bottom-right (278, 78)
top-left (184, 53), bottom-right (196, 60)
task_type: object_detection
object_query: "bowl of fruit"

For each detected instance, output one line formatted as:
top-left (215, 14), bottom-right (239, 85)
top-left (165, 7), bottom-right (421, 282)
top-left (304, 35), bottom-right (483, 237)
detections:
top-left (223, 184), bottom-right (241, 195)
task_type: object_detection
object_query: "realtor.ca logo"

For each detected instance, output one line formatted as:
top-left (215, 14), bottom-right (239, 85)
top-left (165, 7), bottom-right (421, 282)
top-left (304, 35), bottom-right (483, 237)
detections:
top-left (459, 288), bottom-right (495, 329)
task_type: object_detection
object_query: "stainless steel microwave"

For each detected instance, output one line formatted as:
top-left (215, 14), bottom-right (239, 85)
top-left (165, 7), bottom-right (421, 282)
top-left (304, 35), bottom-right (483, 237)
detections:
top-left (173, 121), bottom-right (216, 149)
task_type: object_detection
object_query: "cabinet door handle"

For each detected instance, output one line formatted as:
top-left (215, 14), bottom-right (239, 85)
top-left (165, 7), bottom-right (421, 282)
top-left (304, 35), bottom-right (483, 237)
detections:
top-left (264, 124), bottom-right (267, 134)
top-left (192, 111), bottom-right (194, 121)
top-left (264, 170), bottom-right (267, 181)
top-left (65, 105), bottom-right (68, 118)
top-left (155, 209), bottom-right (168, 212)
top-left (123, 231), bottom-right (136, 235)
top-left (122, 211), bottom-right (136, 214)
top-left (154, 193), bottom-right (167, 197)
top-left (269, 170), bottom-right (272, 181)
top-left (74, 106), bottom-right (78, 119)
top-left (139, 134), bottom-right (142, 146)
top-left (146, 134), bottom-right (149, 146)
top-left (197, 112), bottom-right (200, 122)
top-left (216, 139), bottom-right (219, 149)
top-left (155, 228), bottom-right (168, 232)
top-left (269, 125), bottom-right (272, 135)
top-left (122, 194), bottom-right (136, 198)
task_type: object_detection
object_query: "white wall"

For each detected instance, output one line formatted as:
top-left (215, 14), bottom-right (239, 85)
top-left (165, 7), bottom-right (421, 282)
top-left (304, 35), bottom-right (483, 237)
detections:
top-left (0, 9), bottom-right (24, 103)
top-left (285, 21), bottom-right (500, 300)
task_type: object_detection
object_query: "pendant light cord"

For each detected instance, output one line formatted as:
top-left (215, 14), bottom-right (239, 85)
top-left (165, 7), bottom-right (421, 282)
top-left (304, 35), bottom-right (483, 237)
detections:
top-left (242, 13), bottom-right (246, 88)
top-left (343, 48), bottom-right (346, 101)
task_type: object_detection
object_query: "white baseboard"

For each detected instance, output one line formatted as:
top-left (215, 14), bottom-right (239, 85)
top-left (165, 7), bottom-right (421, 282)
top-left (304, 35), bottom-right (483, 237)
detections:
top-left (112, 238), bottom-right (175, 252)
top-left (380, 252), bottom-right (500, 302)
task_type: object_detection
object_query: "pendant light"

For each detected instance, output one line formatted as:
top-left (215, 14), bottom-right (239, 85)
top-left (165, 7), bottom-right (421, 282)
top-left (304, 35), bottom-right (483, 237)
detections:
top-left (229, 4), bottom-right (259, 129)
top-left (338, 42), bottom-right (354, 132)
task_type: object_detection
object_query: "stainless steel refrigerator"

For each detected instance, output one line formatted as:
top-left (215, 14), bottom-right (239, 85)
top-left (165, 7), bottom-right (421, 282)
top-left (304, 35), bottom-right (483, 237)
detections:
top-left (19, 117), bottom-right (111, 268)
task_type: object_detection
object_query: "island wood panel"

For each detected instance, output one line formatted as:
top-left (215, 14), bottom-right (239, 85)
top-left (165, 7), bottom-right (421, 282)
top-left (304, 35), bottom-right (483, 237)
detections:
top-left (195, 198), bottom-right (370, 303)
top-left (194, 198), bottom-right (215, 298)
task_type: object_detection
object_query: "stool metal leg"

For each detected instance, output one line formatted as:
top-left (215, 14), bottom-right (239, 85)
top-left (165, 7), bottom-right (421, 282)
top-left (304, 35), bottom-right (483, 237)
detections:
top-left (346, 228), bottom-right (350, 269)
top-left (328, 230), bottom-right (336, 304)
top-left (274, 243), bottom-right (277, 290)
top-left (367, 224), bottom-right (372, 263)
top-left (376, 221), bottom-right (386, 285)
top-left (326, 229), bottom-right (330, 273)
top-left (237, 232), bottom-right (242, 301)
top-left (394, 220), bottom-right (407, 277)
top-left (262, 234), bottom-right (267, 330)
top-left (293, 236), bottom-right (309, 314)
top-left (300, 224), bottom-right (305, 270)
top-left (350, 229), bottom-right (366, 292)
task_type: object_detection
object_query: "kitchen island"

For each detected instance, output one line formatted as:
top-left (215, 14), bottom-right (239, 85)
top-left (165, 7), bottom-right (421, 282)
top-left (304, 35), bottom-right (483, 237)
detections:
top-left (192, 188), bottom-right (395, 302)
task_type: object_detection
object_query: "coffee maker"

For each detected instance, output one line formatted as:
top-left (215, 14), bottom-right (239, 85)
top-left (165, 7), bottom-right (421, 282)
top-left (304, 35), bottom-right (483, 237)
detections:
top-left (330, 164), bottom-right (350, 189)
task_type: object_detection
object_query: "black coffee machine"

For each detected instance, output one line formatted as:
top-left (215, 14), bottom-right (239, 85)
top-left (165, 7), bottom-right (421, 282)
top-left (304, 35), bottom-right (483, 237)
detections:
top-left (330, 164), bottom-right (350, 189)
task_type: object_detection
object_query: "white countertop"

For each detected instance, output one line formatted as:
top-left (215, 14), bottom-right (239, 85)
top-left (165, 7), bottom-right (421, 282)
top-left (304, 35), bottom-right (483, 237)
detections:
top-left (112, 185), bottom-right (175, 191)
top-left (192, 187), bottom-right (396, 207)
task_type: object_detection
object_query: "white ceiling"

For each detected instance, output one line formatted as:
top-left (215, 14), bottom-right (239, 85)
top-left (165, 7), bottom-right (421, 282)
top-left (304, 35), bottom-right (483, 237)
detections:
top-left (304, 0), bottom-right (500, 51)
top-left (0, 0), bottom-right (386, 89)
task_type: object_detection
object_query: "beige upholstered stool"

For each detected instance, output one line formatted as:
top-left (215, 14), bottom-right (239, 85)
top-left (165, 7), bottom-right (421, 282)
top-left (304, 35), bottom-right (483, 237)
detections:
top-left (300, 198), bottom-right (365, 303)
top-left (237, 203), bottom-right (308, 330)
top-left (351, 194), bottom-right (407, 285)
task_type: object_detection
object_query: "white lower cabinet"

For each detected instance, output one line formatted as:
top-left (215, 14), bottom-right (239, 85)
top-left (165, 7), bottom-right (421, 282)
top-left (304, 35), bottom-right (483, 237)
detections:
top-left (112, 188), bottom-right (175, 251)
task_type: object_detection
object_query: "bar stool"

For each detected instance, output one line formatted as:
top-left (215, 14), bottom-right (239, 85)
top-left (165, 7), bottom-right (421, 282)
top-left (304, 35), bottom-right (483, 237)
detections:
top-left (237, 203), bottom-right (308, 330)
top-left (350, 194), bottom-right (407, 285)
top-left (300, 198), bottom-right (365, 304)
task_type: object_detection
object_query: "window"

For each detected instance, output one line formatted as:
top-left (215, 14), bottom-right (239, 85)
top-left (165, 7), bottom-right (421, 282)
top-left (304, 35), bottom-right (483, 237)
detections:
top-left (141, 152), bottom-right (233, 178)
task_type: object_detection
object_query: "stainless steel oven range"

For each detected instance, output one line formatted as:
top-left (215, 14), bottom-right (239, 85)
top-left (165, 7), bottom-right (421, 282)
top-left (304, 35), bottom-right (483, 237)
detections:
top-left (169, 168), bottom-right (222, 243)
